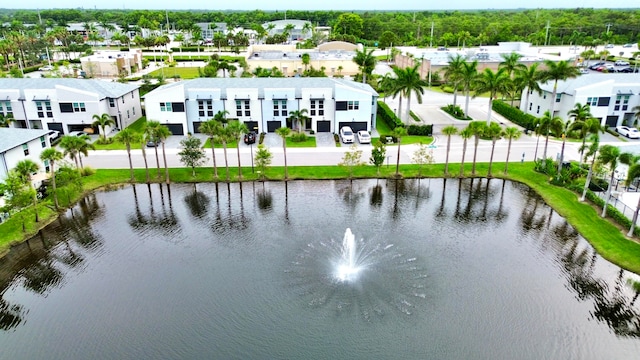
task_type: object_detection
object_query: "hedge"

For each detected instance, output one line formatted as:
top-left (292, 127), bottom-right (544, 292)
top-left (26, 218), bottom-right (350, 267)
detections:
top-left (407, 124), bottom-right (433, 136)
top-left (377, 101), bottom-right (404, 130)
top-left (492, 100), bottom-right (537, 130)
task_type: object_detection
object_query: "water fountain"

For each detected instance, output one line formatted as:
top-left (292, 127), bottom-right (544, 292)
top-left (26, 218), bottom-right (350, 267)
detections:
top-left (335, 228), bottom-right (361, 282)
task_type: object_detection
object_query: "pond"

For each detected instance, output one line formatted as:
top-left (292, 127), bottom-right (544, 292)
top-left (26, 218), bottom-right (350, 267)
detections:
top-left (1, 179), bottom-right (639, 359)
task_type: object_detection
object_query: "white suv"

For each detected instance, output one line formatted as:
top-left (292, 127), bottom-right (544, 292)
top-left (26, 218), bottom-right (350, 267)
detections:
top-left (339, 126), bottom-right (355, 144)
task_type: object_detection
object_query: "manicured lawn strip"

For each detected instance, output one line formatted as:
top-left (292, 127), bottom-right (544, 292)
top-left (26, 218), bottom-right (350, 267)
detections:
top-left (285, 137), bottom-right (316, 148)
top-left (93, 117), bottom-right (148, 150)
top-left (203, 138), bottom-right (238, 149)
top-left (401, 136), bottom-right (433, 145)
top-left (3, 161), bottom-right (640, 275)
top-left (147, 67), bottom-right (201, 79)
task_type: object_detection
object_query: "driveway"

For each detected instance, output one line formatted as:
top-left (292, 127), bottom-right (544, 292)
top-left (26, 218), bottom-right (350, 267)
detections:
top-left (315, 133), bottom-right (336, 148)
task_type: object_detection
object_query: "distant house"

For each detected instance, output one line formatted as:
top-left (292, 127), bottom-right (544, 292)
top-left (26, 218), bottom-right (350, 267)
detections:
top-left (263, 20), bottom-right (313, 41)
top-left (520, 74), bottom-right (640, 127)
top-left (143, 77), bottom-right (378, 135)
top-left (0, 79), bottom-right (142, 136)
top-left (0, 128), bottom-right (52, 186)
top-left (81, 49), bottom-right (143, 78)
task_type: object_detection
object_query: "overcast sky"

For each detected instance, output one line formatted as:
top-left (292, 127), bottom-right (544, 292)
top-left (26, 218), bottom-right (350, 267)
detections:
top-left (6, 0), bottom-right (632, 11)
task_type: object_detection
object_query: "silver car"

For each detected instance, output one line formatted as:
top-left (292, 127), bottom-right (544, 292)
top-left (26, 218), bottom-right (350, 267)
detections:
top-left (339, 126), bottom-right (355, 144)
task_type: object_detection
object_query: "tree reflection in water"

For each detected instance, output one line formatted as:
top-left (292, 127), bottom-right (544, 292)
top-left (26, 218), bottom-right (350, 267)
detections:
top-left (183, 183), bottom-right (210, 219)
top-left (127, 184), bottom-right (180, 237)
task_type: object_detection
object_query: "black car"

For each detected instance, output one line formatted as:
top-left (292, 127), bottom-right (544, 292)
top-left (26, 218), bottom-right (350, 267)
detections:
top-left (617, 67), bottom-right (637, 73)
top-left (244, 132), bottom-right (256, 145)
top-left (588, 62), bottom-right (605, 70)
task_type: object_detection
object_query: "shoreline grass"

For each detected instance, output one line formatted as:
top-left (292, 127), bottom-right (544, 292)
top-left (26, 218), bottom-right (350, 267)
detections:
top-left (3, 162), bottom-right (640, 276)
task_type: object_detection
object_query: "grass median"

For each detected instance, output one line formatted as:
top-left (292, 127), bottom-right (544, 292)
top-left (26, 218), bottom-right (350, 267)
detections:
top-left (2, 162), bottom-right (640, 275)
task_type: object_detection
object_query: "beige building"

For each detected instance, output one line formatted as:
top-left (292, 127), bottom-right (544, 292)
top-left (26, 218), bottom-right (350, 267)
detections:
top-left (246, 43), bottom-right (361, 77)
top-left (80, 49), bottom-right (143, 78)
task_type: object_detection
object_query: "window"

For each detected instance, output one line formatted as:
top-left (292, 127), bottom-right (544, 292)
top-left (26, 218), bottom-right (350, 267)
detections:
top-left (160, 102), bottom-right (172, 112)
top-left (36, 101), bottom-right (44, 118)
top-left (236, 100), bottom-right (250, 117)
top-left (597, 97), bottom-right (610, 107)
top-left (22, 144), bottom-right (29, 156)
top-left (198, 100), bottom-right (214, 117)
top-left (236, 100), bottom-right (243, 117)
top-left (44, 159), bottom-right (50, 173)
top-left (529, 102), bottom-right (532, 111)
top-left (310, 100), bottom-right (325, 116)
top-left (348, 101), bottom-right (359, 110)
top-left (59, 103), bottom-right (74, 113)
top-left (127, 110), bottom-right (130, 118)
top-left (72, 102), bottom-right (86, 112)
top-left (40, 136), bottom-right (46, 148)
top-left (543, 93), bottom-right (547, 99)
top-left (587, 97), bottom-right (598, 106)
top-left (555, 93), bottom-right (561, 103)
top-left (109, 98), bottom-right (115, 108)
top-left (623, 95), bottom-right (630, 111)
top-left (615, 95), bottom-right (621, 111)
top-left (133, 107), bottom-right (135, 116)
top-left (244, 100), bottom-right (250, 116)
top-left (336, 101), bottom-right (348, 111)
top-left (131, 92), bottom-right (134, 99)
top-left (45, 101), bottom-right (52, 117)
top-left (536, 105), bottom-right (540, 114)
top-left (273, 100), bottom-right (287, 117)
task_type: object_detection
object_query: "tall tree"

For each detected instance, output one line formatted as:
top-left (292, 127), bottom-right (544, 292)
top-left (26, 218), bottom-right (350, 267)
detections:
top-left (392, 126), bottom-right (408, 177)
top-left (554, 118), bottom-right (573, 175)
top-left (473, 68), bottom-right (510, 123)
top-left (353, 48), bottom-right (376, 84)
top-left (580, 137), bottom-right (599, 202)
top-left (537, 110), bottom-right (563, 160)
top-left (155, 125), bottom-right (172, 184)
top-left (539, 59), bottom-right (581, 118)
top-left (467, 121), bottom-right (487, 175)
top-left (442, 125), bottom-right (458, 176)
top-left (514, 63), bottom-right (542, 115)
top-left (275, 127), bottom-right (291, 180)
top-left (199, 119), bottom-right (223, 179)
top-left (442, 54), bottom-right (466, 107)
top-left (13, 159), bottom-right (40, 222)
top-left (144, 120), bottom-right (163, 177)
top-left (287, 109), bottom-right (310, 133)
top-left (597, 145), bottom-right (626, 218)
top-left (227, 120), bottom-right (248, 180)
top-left (459, 127), bottom-right (474, 178)
top-left (114, 128), bottom-right (139, 181)
top-left (485, 122), bottom-right (504, 177)
top-left (568, 103), bottom-right (601, 165)
top-left (503, 127), bottom-right (522, 175)
top-left (39, 148), bottom-right (63, 209)
top-left (460, 60), bottom-right (479, 117)
top-left (392, 64), bottom-right (429, 123)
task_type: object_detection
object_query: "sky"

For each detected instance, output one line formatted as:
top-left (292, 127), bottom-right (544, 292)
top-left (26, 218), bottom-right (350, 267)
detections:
top-left (4, 0), bottom-right (635, 11)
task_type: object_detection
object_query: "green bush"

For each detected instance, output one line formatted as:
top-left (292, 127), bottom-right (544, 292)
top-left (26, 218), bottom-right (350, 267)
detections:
top-left (441, 104), bottom-right (471, 120)
top-left (407, 124), bottom-right (433, 136)
top-left (492, 100), bottom-right (537, 130)
top-left (290, 132), bottom-right (308, 142)
top-left (589, 177), bottom-right (609, 192)
top-left (377, 101), bottom-right (404, 130)
top-left (120, 48), bottom-right (130, 52)
top-left (259, 132), bottom-right (266, 144)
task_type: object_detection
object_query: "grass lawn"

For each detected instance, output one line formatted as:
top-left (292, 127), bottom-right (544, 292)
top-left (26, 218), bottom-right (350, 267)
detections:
top-left (286, 136), bottom-right (316, 148)
top-left (203, 138), bottom-right (238, 149)
top-left (92, 117), bottom-right (148, 150)
top-left (375, 118), bottom-right (433, 146)
top-left (147, 67), bottom-right (201, 79)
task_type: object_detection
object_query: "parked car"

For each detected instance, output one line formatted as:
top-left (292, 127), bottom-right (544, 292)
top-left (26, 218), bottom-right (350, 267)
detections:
top-left (38, 65), bottom-right (53, 71)
top-left (579, 68), bottom-right (589, 74)
top-left (616, 126), bottom-right (640, 139)
top-left (47, 130), bottom-right (60, 142)
top-left (605, 44), bottom-right (614, 49)
top-left (623, 43), bottom-right (634, 48)
top-left (614, 60), bottom-right (630, 66)
top-left (243, 131), bottom-right (256, 145)
top-left (68, 131), bottom-right (89, 137)
top-left (588, 62), bottom-right (605, 70)
top-left (357, 130), bottom-right (371, 144)
top-left (617, 67), bottom-right (637, 73)
top-left (339, 126), bottom-right (355, 144)
top-left (146, 140), bottom-right (158, 147)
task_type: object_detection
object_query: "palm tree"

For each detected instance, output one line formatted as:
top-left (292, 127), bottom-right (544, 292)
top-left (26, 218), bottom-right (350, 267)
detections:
top-left (485, 122), bottom-right (504, 177)
top-left (539, 59), bottom-right (581, 118)
top-left (392, 126), bottom-right (408, 177)
top-left (467, 121), bottom-right (487, 175)
top-left (301, 53), bottom-right (310, 71)
top-left (227, 121), bottom-right (248, 180)
top-left (275, 127), bottom-right (291, 180)
top-left (554, 118), bottom-right (573, 174)
top-left (14, 159), bottom-right (40, 222)
top-left (59, 135), bottom-right (87, 168)
top-left (499, 52), bottom-right (526, 77)
top-left (580, 137), bottom-right (599, 202)
top-left (145, 120), bottom-right (163, 177)
top-left (442, 54), bottom-right (466, 107)
top-left (632, 105), bottom-right (640, 127)
top-left (39, 148), bottom-right (63, 209)
top-left (460, 59), bottom-right (479, 117)
top-left (473, 68), bottom-right (510, 123)
top-left (213, 109), bottom-right (229, 126)
top-left (0, 113), bottom-right (15, 127)
top-left (353, 48), bottom-right (376, 84)
top-left (514, 63), bottom-right (542, 111)
top-left (219, 126), bottom-right (233, 181)
top-left (503, 127), bottom-right (522, 175)
top-left (598, 145), bottom-right (627, 218)
top-left (114, 128), bottom-right (139, 181)
top-left (442, 125), bottom-right (458, 176)
top-left (287, 109), bottom-right (310, 133)
top-left (568, 103), bottom-right (601, 164)
top-left (537, 110), bottom-right (563, 160)
top-left (76, 134), bottom-right (95, 169)
top-left (392, 64), bottom-right (429, 123)
top-left (199, 119), bottom-right (223, 179)
top-left (155, 126), bottom-right (172, 184)
top-left (139, 132), bottom-right (151, 184)
top-left (459, 127), bottom-right (474, 177)
top-left (624, 162), bottom-right (640, 236)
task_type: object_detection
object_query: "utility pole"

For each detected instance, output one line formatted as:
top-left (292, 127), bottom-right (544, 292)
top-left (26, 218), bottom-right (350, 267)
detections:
top-left (430, 21), bottom-right (434, 48)
top-left (606, 23), bottom-right (612, 34)
top-left (544, 20), bottom-right (550, 46)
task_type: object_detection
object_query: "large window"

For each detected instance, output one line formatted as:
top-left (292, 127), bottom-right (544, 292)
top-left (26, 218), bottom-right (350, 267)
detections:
top-left (310, 100), bottom-right (324, 116)
top-left (0, 101), bottom-right (13, 117)
top-left (586, 97), bottom-right (598, 106)
top-left (36, 101), bottom-right (53, 118)
top-left (348, 101), bottom-right (359, 110)
top-left (336, 101), bottom-right (348, 111)
top-left (236, 100), bottom-right (250, 117)
top-left (198, 100), bottom-right (214, 117)
top-left (273, 100), bottom-right (287, 117)
top-left (160, 102), bottom-right (173, 112)
top-left (73, 102), bottom-right (86, 112)
top-left (615, 95), bottom-right (631, 111)
top-left (59, 103), bottom-right (74, 113)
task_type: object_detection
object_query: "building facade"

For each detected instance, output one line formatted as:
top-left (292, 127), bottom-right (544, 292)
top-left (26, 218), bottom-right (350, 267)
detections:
top-left (520, 74), bottom-right (640, 127)
top-left (81, 49), bottom-right (143, 78)
top-left (0, 79), bottom-right (142, 136)
top-left (143, 78), bottom-right (378, 135)
top-left (0, 128), bottom-right (52, 185)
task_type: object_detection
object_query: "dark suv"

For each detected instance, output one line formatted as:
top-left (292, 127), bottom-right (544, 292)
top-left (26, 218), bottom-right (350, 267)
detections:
top-left (244, 131), bottom-right (256, 145)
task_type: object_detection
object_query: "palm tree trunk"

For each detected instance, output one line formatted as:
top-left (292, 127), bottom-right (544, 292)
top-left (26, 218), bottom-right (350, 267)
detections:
top-left (557, 138), bottom-right (567, 174)
top-left (504, 139), bottom-right (513, 174)
top-left (579, 138), bottom-right (586, 166)
top-left (222, 142), bottom-right (230, 181)
top-left (405, 93), bottom-right (412, 124)
top-left (126, 144), bottom-right (134, 181)
top-left (141, 146), bottom-right (150, 184)
top-left (51, 161), bottom-right (59, 209)
top-left (486, 98), bottom-right (493, 124)
top-left (464, 89), bottom-right (471, 117)
top-left (472, 137), bottom-right (479, 175)
top-left (397, 96), bottom-right (403, 120)
top-left (283, 143), bottom-right (288, 180)
top-left (79, 154), bottom-right (84, 169)
top-left (444, 136), bottom-right (451, 175)
top-left (395, 140), bottom-right (401, 176)
top-left (628, 196), bottom-right (640, 237)
top-left (459, 139), bottom-right (467, 177)
top-left (542, 132), bottom-right (550, 159)
top-left (581, 157), bottom-right (596, 202)
top-left (162, 142), bottom-right (169, 184)
top-left (236, 145), bottom-right (242, 180)
top-left (210, 137), bottom-right (218, 179)
top-left (453, 88), bottom-right (458, 107)
top-left (602, 172), bottom-right (615, 217)
top-left (488, 140), bottom-right (497, 176)
top-left (154, 145), bottom-right (161, 177)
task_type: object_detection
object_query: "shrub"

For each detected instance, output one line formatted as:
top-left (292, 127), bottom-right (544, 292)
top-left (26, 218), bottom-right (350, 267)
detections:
top-left (290, 132), bottom-right (308, 142)
top-left (259, 132), bottom-right (266, 144)
top-left (492, 100), bottom-right (537, 130)
top-left (441, 104), bottom-right (471, 120)
top-left (407, 124), bottom-right (433, 136)
top-left (81, 166), bottom-right (96, 176)
top-left (96, 137), bottom-right (114, 145)
top-left (377, 101), bottom-right (404, 130)
top-left (333, 133), bottom-right (340, 143)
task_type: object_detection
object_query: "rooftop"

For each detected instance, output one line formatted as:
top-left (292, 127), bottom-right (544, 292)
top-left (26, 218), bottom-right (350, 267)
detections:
top-left (0, 79), bottom-right (140, 100)
top-left (0, 128), bottom-right (50, 154)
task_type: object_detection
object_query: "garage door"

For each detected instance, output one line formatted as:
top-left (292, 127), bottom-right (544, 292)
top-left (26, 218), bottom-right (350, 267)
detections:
top-left (244, 121), bottom-right (259, 133)
top-left (317, 121), bottom-right (331, 132)
top-left (193, 122), bottom-right (203, 133)
top-left (267, 121), bottom-right (281, 132)
top-left (338, 122), bottom-right (367, 132)
top-left (47, 122), bottom-right (63, 133)
top-left (165, 124), bottom-right (184, 135)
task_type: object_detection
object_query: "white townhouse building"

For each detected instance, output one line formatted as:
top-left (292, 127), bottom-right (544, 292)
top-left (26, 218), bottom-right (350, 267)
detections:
top-left (520, 74), bottom-right (640, 127)
top-left (143, 78), bottom-right (378, 135)
top-left (0, 79), bottom-right (142, 136)
top-left (0, 128), bottom-right (52, 185)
